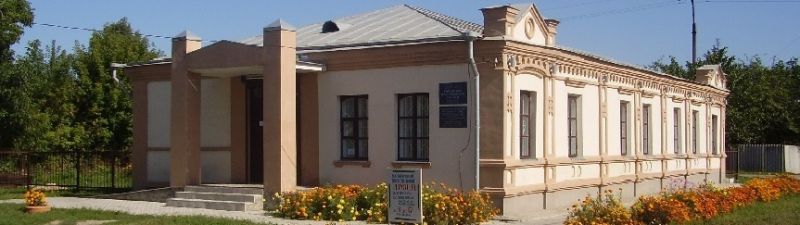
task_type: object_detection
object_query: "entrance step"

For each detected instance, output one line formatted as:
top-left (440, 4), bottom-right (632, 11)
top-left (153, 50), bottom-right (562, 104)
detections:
top-left (184, 185), bottom-right (263, 195)
top-left (175, 191), bottom-right (263, 203)
top-left (166, 198), bottom-right (262, 211)
top-left (165, 185), bottom-right (264, 211)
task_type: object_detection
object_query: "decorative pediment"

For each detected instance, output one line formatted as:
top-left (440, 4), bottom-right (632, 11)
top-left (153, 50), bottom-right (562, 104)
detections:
top-left (694, 64), bottom-right (727, 90)
top-left (186, 40), bottom-right (264, 71)
top-left (509, 3), bottom-right (557, 46)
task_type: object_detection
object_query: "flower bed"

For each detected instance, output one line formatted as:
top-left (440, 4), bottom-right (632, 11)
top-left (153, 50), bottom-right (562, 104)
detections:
top-left (272, 182), bottom-right (497, 224)
top-left (565, 175), bottom-right (800, 225)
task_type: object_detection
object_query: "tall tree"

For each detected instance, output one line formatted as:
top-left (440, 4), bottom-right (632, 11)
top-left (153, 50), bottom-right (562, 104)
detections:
top-left (0, 0), bottom-right (33, 62)
top-left (651, 45), bottom-right (800, 145)
top-left (71, 18), bottom-right (161, 151)
top-left (648, 56), bottom-right (690, 79)
top-left (0, 0), bottom-right (33, 148)
top-left (11, 40), bottom-right (82, 151)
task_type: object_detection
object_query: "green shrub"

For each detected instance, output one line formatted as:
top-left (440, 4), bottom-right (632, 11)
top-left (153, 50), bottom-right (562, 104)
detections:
top-left (564, 189), bottom-right (636, 225)
top-left (273, 182), bottom-right (497, 224)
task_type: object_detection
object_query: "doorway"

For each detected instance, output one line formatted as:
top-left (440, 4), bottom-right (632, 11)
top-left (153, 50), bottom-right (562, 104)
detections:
top-left (245, 79), bottom-right (263, 184)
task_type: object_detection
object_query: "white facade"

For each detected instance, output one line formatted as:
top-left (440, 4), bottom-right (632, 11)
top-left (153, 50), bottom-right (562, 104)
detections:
top-left (316, 64), bottom-right (476, 188)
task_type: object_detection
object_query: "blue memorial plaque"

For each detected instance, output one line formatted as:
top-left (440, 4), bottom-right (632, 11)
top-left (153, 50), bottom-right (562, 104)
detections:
top-left (439, 106), bottom-right (468, 128)
top-left (439, 82), bottom-right (468, 105)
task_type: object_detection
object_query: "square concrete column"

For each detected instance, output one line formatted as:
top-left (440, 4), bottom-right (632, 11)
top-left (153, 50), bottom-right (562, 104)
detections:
top-left (263, 20), bottom-right (297, 193)
top-left (170, 31), bottom-right (202, 187)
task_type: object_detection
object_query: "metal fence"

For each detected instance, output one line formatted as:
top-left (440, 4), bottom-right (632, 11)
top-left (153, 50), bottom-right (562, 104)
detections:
top-left (0, 151), bottom-right (131, 190)
top-left (726, 144), bottom-right (788, 175)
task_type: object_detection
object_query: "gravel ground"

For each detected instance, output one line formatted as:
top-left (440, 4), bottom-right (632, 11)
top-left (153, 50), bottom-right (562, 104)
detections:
top-left (0, 197), bottom-right (565, 225)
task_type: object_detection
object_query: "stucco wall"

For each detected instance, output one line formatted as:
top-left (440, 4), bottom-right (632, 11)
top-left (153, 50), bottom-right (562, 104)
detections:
top-left (606, 87), bottom-right (635, 157)
top-left (689, 103), bottom-right (707, 154)
top-left (510, 11), bottom-right (547, 46)
top-left (201, 151), bottom-right (231, 183)
top-left (666, 98), bottom-right (686, 155)
top-left (786, 145), bottom-right (800, 173)
top-left (640, 95), bottom-right (663, 156)
top-left (552, 81), bottom-right (600, 159)
top-left (147, 81), bottom-right (171, 148)
top-left (147, 151), bottom-right (170, 183)
top-left (512, 74), bottom-right (544, 159)
top-left (317, 64), bottom-right (475, 189)
top-left (145, 78), bottom-right (233, 184)
top-left (201, 78), bottom-right (231, 147)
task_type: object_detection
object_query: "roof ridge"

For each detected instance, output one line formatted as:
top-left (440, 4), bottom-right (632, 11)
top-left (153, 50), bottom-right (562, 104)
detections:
top-left (404, 4), bottom-right (483, 34)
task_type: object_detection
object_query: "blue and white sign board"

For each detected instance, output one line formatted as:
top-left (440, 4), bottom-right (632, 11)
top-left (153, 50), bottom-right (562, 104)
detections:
top-left (388, 169), bottom-right (423, 224)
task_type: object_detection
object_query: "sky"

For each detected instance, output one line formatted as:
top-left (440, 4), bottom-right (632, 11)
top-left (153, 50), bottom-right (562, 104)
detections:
top-left (11, 0), bottom-right (800, 66)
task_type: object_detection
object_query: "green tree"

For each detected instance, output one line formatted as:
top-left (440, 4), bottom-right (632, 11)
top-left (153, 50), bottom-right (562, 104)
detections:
top-left (649, 56), bottom-right (690, 79)
top-left (652, 45), bottom-right (800, 145)
top-left (71, 18), bottom-right (161, 151)
top-left (0, 0), bottom-right (33, 62)
top-left (0, 0), bottom-right (33, 148)
top-left (11, 40), bottom-right (84, 150)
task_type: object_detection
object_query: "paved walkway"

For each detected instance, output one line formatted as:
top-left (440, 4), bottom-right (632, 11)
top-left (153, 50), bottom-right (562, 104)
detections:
top-left (1, 197), bottom-right (565, 225)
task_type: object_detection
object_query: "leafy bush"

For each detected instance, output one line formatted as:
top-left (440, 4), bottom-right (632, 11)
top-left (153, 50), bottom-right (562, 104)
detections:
top-left (273, 182), bottom-right (497, 224)
top-left (564, 189), bottom-right (636, 225)
top-left (631, 195), bottom-right (691, 224)
top-left (422, 183), bottom-right (497, 225)
top-left (568, 176), bottom-right (800, 225)
top-left (744, 178), bottom-right (782, 201)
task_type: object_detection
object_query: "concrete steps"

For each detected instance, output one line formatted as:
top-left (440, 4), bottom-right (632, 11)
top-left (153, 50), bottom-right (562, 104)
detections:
top-left (165, 185), bottom-right (264, 211)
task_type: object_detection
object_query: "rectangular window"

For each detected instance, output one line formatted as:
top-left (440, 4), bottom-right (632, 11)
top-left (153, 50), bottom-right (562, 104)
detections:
top-left (398, 93), bottom-right (429, 161)
top-left (340, 95), bottom-right (368, 160)
top-left (620, 101), bottom-right (629, 156)
top-left (643, 104), bottom-right (651, 155)
top-left (520, 91), bottom-right (537, 159)
top-left (568, 95), bottom-right (580, 157)
top-left (692, 110), bottom-right (699, 154)
top-left (674, 108), bottom-right (682, 154)
top-left (712, 115), bottom-right (718, 155)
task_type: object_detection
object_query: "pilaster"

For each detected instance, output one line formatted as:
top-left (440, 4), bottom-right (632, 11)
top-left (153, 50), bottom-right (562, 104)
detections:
top-left (169, 31), bottom-right (202, 188)
top-left (262, 19), bottom-right (298, 193)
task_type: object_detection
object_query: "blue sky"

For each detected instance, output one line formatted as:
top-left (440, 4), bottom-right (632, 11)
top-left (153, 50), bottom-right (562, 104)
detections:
top-left (12, 0), bottom-right (800, 66)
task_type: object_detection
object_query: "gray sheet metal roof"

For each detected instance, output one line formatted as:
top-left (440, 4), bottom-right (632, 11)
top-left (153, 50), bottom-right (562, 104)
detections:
top-left (238, 4), bottom-right (483, 50)
top-left (236, 3), bottom-right (687, 81)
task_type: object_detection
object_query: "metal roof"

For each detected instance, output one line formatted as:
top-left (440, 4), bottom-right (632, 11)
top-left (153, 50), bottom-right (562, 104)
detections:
top-left (238, 4), bottom-right (483, 50)
top-left (233, 3), bottom-right (690, 82)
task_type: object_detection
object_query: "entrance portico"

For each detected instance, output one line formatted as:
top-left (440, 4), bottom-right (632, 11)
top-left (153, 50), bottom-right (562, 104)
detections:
top-left (167, 20), bottom-right (322, 193)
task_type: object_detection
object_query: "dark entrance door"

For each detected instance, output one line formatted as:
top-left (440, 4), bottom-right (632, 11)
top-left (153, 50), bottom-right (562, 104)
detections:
top-left (246, 79), bottom-right (263, 184)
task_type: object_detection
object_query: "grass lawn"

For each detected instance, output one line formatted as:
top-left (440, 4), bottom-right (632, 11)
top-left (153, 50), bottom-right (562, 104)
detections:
top-left (0, 187), bottom-right (128, 200)
top-left (0, 203), bottom-right (275, 225)
top-left (683, 194), bottom-right (800, 225)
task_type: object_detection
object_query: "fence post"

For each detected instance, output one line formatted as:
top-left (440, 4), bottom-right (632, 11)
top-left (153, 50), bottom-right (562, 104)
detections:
top-left (781, 145), bottom-right (786, 173)
top-left (761, 145), bottom-right (765, 174)
top-left (111, 152), bottom-right (116, 189)
top-left (75, 151), bottom-right (81, 190)
top-left (25, 152), bottom-right (30, 189)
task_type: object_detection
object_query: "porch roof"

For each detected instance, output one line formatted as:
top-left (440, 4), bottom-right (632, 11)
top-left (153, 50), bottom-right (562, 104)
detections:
top-left (124, 40), bottom-right (325, 77)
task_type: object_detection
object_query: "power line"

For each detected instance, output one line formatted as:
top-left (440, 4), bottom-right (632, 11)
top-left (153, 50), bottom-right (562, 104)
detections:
top-left (542, 0), bottom-right (625, 11)
top-left (31, 22), bottom-right (214, 43)
top-left (704, 0), bottom-right (800, 2)
top-left (559, 0), bottom-right (685, 21)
